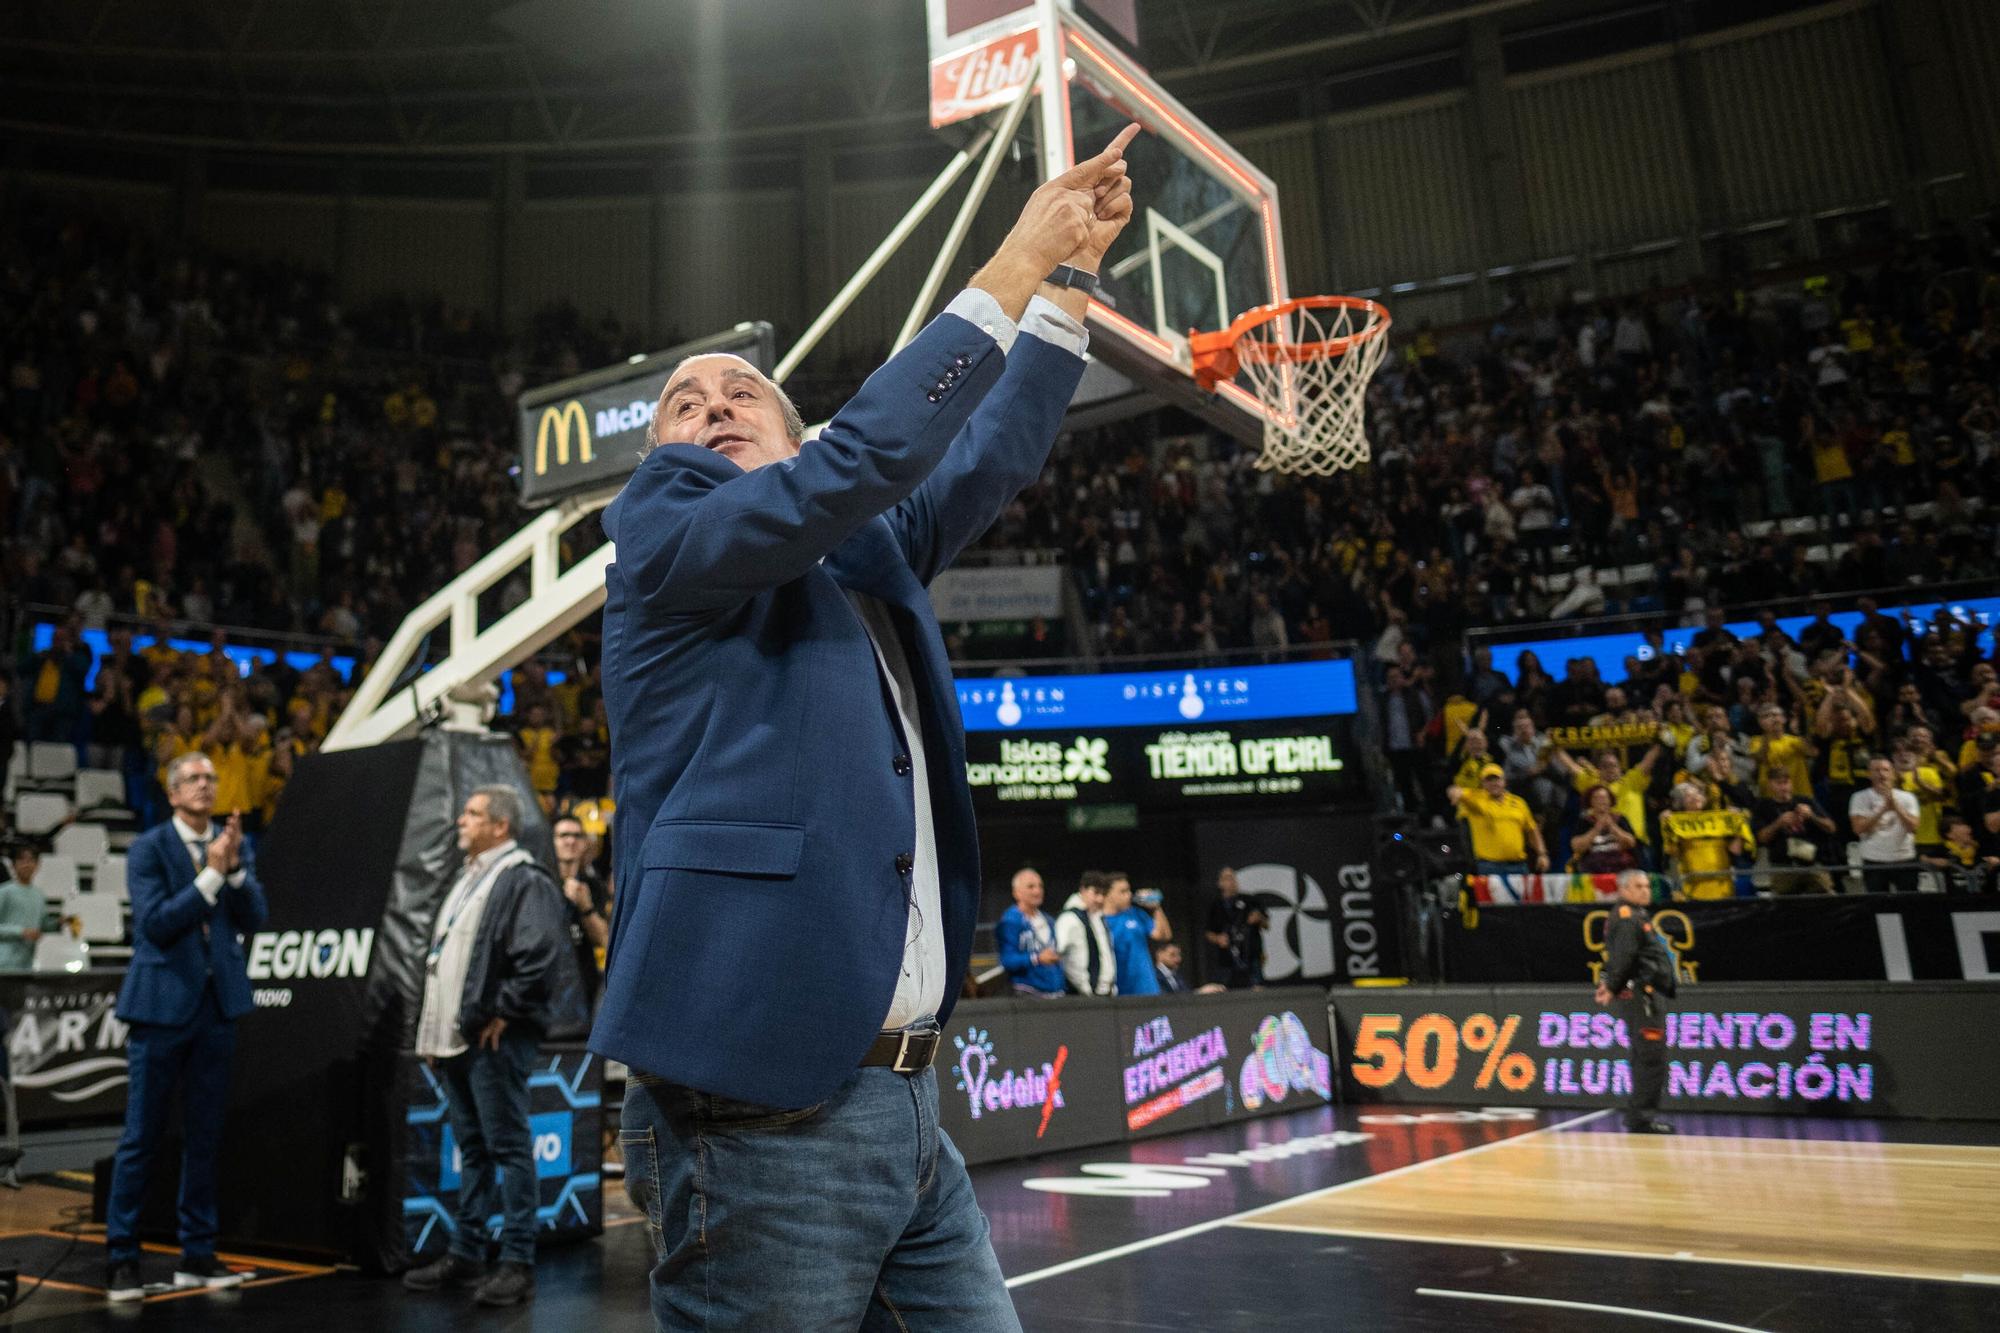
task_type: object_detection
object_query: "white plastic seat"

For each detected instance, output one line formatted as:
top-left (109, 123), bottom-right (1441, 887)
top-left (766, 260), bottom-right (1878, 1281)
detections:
top-left (52, 823), bottom-right (110, 865)
top-left (74, 769), bottom-right (126, 812)
top-left (26, 743), bottom-right (77, 784)
top-left (33, 854), bottom-right (78, 899)
top-left (68, 894), bottom-right (127, 945)
top-left (14, 792), bottom-right (72, 836)
top-left (31, 930), bottom-right (91, 973)
top-left (93, 854), bottom-right (128, 902)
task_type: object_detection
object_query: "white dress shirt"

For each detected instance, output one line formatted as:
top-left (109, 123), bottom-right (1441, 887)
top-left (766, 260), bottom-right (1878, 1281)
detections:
top-left (862, 287), bottom-right (1086, 1032)
top-left (172, 814), bottom-right (245, 906)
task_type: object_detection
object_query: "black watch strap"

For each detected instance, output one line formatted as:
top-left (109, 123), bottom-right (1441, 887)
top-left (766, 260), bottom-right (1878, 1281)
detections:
top-left (1044, 264), bottom-right (1100, 296)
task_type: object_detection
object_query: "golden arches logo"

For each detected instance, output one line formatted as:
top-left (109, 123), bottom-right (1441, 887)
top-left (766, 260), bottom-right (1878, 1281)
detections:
top-left (534, 400), bottom-right (592, 475)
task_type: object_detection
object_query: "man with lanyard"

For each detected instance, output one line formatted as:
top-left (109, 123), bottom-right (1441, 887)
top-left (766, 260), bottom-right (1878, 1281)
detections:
top-left (1595, 869), bottom-right (1677, 1134)
top-left (995, 867), bottom-right (1063, 998)
top-left (403, 785), bottom-right (584, 1308)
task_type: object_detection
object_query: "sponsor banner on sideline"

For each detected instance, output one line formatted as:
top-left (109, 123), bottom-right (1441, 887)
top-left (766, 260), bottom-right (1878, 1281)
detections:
top-left (1331, 983), bottom-right (2000, 1120)
top-left (938, 991), bottom-right (1334, 1166)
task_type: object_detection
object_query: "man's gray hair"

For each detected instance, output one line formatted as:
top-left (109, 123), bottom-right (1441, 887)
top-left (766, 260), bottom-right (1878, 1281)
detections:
top-left (640, 356), bottom-right (804, 459)
top-left (1617, 869), bottom-right (1649, 894)
top-left (165, 751), bottom-right (211, 789)
top-left (472, 783), bottom-right (524, 835)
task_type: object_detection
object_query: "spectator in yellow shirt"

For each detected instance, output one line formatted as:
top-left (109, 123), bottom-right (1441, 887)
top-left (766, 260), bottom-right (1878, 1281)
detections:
top-left (1748, 705), bottom-right (1815, 798)
top-left (1448, 765), bottom-right (1549, 877)
top-left (1662, 783), bottom-right (1747, 900)
top-left (1892, 741), bottom-right (1949, 860)
top-left (517, 703), bottom-right (561, 808)
top-left (1445, 724), bottom-right (1495, 792)
top-left (1550, 742), bottom-right (1665, 845)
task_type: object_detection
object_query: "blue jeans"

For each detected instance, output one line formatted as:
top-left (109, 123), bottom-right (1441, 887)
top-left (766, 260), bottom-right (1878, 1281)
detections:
top-left (106, 984), bottom-right (234, 1264)
top-left (438, 1026), bottom-right (540, 1266)
top-left (1476, 859), bottom-right (1530, 877)
top-left (621, 1065), bottom-right (1019, 1332)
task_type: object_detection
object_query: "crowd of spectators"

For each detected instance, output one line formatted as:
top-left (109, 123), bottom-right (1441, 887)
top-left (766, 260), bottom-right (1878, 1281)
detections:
top-left (9, 187), bottom-right (2000, 891)
top-left (7, 609), bottom-right (614, 853)
top-left (1429, 599), bottom-right (2000, 896)
top-left (0, 186), bottom-right (652, 839)
top-left (0, 188), bottom-right (685, 647)
top-left (969, 231), bottom-right (2000, 663)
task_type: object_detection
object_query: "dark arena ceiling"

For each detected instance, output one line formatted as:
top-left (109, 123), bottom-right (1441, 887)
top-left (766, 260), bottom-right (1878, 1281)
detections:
top-left (0, 0), bottom-right (1838, 161)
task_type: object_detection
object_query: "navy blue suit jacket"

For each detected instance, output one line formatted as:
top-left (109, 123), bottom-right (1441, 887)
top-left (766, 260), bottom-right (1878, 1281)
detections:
top-left (590, 310), bottom-right (1086, 1108)
top-left (116, 820), bottom-right (269, 1026)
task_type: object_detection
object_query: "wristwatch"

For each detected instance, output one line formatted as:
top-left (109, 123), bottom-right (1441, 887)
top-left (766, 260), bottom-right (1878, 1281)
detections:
top-left (1044, 264), bottom-right (1101, 296)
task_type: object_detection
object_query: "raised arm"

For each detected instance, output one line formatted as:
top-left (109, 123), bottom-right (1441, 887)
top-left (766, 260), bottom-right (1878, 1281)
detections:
top-left (887, 128), bottom-right (1137, 583)
top-left (606, 319), bottom-right (1007, 616)
top-left (608, 129), bottom-right (1136, 616)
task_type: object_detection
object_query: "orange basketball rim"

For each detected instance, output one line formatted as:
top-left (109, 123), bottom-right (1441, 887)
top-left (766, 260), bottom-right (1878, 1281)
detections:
top-left (1189, 295), bottom-right (1393, 476)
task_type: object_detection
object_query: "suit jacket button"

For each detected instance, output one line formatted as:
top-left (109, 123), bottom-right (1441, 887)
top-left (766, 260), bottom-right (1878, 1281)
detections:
top-left (954, 354), bottom-right (972, 369)
top-left (926, 390), bottom-right (942, 402)
top-left (895, 853), bottom-right (914, 875)
top-left (893, 754), bottom-right (911, 775)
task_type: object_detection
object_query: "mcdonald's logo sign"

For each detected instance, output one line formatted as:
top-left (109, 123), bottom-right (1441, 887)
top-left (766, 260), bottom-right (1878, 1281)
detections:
top-left (534, 400), bottom-right (592, 475)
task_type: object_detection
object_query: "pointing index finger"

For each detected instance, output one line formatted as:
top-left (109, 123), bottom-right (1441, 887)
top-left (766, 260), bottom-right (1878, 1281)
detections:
top-left (1052, 122), bottom-right (1142, 185)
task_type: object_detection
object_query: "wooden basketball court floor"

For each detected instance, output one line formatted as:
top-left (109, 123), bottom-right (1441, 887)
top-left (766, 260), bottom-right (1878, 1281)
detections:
top-left (0, 1103), bottom-right (1991, 1329)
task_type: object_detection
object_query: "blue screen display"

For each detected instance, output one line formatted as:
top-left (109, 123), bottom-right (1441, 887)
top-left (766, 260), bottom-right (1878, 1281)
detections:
top-left (1484, 597), bottom-right (2000, 687)
top-left (953, 659), bottom-right (1357, 733)
top-left (28, 624), bottom-right (562, 716)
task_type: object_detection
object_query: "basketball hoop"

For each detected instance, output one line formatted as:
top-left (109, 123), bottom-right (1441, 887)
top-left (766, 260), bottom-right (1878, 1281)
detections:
top-left (1188, 296), bottom-right (1392, 476)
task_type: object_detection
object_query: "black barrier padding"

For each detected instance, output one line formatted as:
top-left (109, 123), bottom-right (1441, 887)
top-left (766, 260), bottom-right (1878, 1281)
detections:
top-left (1194, 812), bottom-right (1402, 986)
top-left (212, 740), bottom-right (422, 1259)
top-left (1328, 982), bottom-right (2000, 1121)
top-left (938, 990), bottom-right (1334, 1166)
top-left (215, 731), bottom-right (554, 1267)
top-left (1442, 895), bottom-right (2000, 984)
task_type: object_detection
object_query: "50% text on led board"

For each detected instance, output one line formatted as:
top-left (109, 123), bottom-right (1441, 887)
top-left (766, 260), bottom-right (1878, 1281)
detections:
top-left (1348, 1012), bottom-right (1537, 1093)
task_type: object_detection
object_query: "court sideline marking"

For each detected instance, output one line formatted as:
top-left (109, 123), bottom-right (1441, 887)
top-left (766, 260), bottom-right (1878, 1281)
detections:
top-left (1239, 1221), bottom-right (2000, 1289)
top-left (1418, 1287), bottom-right (1774, 1332)
top-left (1002, 1108), bottom-right (1609, 1290)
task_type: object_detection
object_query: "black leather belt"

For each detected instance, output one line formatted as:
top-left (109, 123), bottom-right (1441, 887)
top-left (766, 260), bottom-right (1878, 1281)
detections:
top-left (861, 1024), bottom-right (940, 1074)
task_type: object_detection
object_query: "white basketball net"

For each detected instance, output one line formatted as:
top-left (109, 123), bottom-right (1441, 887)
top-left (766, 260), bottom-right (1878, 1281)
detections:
top-left (1234, 300), bottom-right (1390, 476)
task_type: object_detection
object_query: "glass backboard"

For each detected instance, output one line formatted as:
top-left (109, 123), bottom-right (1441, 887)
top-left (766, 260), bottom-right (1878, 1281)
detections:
top-left (1045, 11), bottom-right (1288, 437)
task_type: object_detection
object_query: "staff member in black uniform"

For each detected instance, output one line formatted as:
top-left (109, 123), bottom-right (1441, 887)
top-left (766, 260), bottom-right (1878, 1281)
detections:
top-left (1594, 869), bottom-right (1676, 1134)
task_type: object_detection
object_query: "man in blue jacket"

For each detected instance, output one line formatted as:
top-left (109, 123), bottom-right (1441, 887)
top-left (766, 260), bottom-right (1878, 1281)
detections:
top-left (1103, 873), bottom-right (1168, 998)
top-left (594, 125), bottom-right (1137, 1331)
top-left (996, 867), bottom-right (1063, 998)
top-left (105, 751), bottom-right (267, 1302)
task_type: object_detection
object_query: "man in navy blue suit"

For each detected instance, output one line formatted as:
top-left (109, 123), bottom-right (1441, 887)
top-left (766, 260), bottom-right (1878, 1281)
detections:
top-left (104, 751), bottom-right (267, 1302)
top-left (594, 126), bottom-right (1138, 1330)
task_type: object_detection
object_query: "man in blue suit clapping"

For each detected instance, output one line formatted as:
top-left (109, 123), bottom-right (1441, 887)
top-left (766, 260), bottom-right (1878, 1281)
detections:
top-left (104, 751), bottom-right (267, 1302)
top-left (595, 126), bottom-right (1139, 1330)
